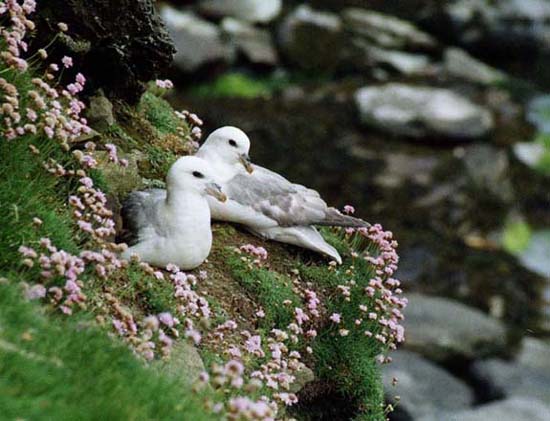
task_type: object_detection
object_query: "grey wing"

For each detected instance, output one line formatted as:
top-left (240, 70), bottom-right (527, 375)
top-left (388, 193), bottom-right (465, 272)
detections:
top-left (120, 189), bottom-right (166, 245)
top-left (225, 166), bottom-right (329, 226)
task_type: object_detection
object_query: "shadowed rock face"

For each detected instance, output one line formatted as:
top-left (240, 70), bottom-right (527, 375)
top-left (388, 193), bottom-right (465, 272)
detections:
top-left (34, 0), bottom-right (175, 103)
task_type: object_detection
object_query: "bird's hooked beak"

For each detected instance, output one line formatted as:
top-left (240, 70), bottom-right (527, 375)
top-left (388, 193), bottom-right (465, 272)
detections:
top-left (239, 153), bottom-right (254, 174)
top-left (205, 182), bottom-right (227, 203)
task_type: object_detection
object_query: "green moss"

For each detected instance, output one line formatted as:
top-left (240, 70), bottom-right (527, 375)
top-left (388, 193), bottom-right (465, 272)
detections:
top-left (139, 92), bottom-right (181, 135)
top-left (502, 219), bottom-right (532, 254)
top-left (0, 281), bottom-right (212, 421)
top-left (226, 251), bottom-right (300, 329)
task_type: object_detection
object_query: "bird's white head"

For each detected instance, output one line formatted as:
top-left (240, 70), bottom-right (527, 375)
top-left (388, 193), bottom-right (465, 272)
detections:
top-left (166, 156), bottom-right (227, 202)
top-left (200, 126), bottom-right (254, 174)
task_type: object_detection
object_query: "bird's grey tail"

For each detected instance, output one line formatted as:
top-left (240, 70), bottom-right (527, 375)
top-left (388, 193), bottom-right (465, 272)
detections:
top-left (317, 208), bottom-right (371, 228)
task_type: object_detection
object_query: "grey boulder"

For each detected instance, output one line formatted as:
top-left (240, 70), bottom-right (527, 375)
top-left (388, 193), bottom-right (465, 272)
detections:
top-left (199, 0), bottom-right (282, 23)
top-left (383, 350), bottom-right (474, 419)
top-left (161, 5), bottom-right (233, 72)
top-left (402, 293), bottom-right (507, 361)
top-left (279, 5), bottom-right (345, 72)
top-left (355, 83), bottom-right (494, 139)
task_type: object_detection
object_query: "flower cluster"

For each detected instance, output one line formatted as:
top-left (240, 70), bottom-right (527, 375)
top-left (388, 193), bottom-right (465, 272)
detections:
top-left (332, 223), bottom-right (407, 361)
top-left (1, 2), bottom-right (91, 145)
top-left (239, 243), bottom-right (269, 266)
top-left (19, 239), bottom-right (86, 315)
top-left (174, 109), bottom-right (203, 151)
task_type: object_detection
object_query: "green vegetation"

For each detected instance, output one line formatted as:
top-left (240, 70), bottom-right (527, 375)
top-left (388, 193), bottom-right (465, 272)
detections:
top-left (0, 134), bottom-right (77, 270)
top-left (0, 282), bottom-right (212, 421)
top-left (190, 72), bottom-right (287, 99)
top-left (502, 218), bottom-right (532, 254)
top-left (0, 63), bottom-right (209, 421)
top-left (139, 92), bottom-right (182, 136)
top-left (299, 246), bottom-right (389, 421)
top-left (534, 133), bottom-right (550, 175)
top-left (227, 252), bottom-right (300, 329)
top-left (227, 239), bottom-right (388, 421)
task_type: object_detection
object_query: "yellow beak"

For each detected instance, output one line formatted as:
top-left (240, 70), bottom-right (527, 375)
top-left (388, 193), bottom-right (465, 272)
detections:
top-left (239, 154), bottom-right (254, 174)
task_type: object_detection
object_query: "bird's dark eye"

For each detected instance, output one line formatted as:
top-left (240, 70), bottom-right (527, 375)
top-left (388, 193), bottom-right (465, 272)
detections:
top-left (228, 139), bottom-right (237, 147)
top-left (192, 171), bottom-right (204, 178)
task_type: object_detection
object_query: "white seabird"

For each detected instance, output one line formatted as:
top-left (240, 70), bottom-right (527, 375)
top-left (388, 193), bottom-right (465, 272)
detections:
top-left (120, 156), bottom-right (227, 269)
top-left (196, 126), bottom-right (370, 264)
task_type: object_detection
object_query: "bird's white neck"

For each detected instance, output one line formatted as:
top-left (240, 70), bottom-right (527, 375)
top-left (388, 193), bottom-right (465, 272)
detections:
top-left (165, 189), bottom-right (210, 222)
top-left (196, 147), bottom-right (242, 182)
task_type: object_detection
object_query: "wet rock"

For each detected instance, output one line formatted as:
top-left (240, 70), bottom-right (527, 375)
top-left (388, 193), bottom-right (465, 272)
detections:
top-left (425, 397), bottom-right (550, 421)
top-left (513, 142), bottom-right (547, 171)
top-left (403, 293), bottom-right (507, 361)
top-left (155, 341), bottom-right (205, 385)
top-left (342, 8), bottom-right (437, 51)
top-left (221, 18), bottom-right (278, 66)
top-left (443, 48), bottom-right (506, 85)
top-left (394, 246), bottom-right (438, 284)
top-left (383, 350), bottom-right (474, 419)
top-left (355, 83), bottom-right (494, 139)
top-left (351, 40), bottom-right (432, 76)
top-left (527, 95), bottom-right (550, 133)
top-left (198, 0), bottom-right (282, 23)
top-left (161, 5), bottom-right (233, 73)
top-left (86, 91), bottom-right (115, 131)
top-left (516, 230), bottom-right (550, 278)
top-left (446, 0), bottom-right (550, 54)
top-left (463, 144), bottom-right (514, 203)
top-left (34, 0), bottom-right (175, 103)
top-left (471, 358), bottom-right (550, 404)
top-left (518, 337), bottom-right (550, 371)
top-left (374, 152), bottom-right (439, 188)
top-left (279, 5), bottom-right (345, 72)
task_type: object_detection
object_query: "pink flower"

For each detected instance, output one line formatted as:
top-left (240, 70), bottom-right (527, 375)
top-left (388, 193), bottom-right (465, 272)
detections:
top-left (26, 284), bottom-right (46, 300)
top-left (61, 56), bottom-right (73, 68)
top-left (343, 205), bottom-right (355, 214)
top-left (158, 312), bottom-right (174, 327)
top-left (329, 313), bottom-right (341, 324)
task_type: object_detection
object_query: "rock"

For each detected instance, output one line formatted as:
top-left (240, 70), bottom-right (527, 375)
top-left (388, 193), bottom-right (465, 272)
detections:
top-left (513, 142), bottom-right (547, 170)
top-left (425, 397), bottom-right (550, 421)
top-left (160, 5), bottom-right (233, 72)
top-left (472, 358), bottom-right (550, 404)
top-left (278, 5), bottom-right (345, 72)
top-left (94, 150), bottom-right (143, 198)
top-left (518, 337), bottom-right (550, 371)
top-left (34, 0), bottom-right (175, 103)
top-left (354, 83), bottom-right (494, 139)
top-left (221, 18), bottom-right (278, 66)
top-left (394, 246), bottom-right (438, 284)
top-left (289, 365), bottom-right (315, 393)
top-left (342, 7), bottom-right (437, 51)
top-left (198, 0), bottom-right (282, 23)
top-left (527, 95), bottom-right (550, 133)
top-left (351, 40), bottom-right (432, 76)
top-left (403, 293), bottom-right (507, 361)
top-left (374, 152), bottom-right (439, 188)
top-left (446, 0), bottom-right (550, 54)
top-left (86, 91), bottom-right (115, 130)
top-left (516, 230), bottom-right (550, 278)
top-left (383, 350), bottom-right (474, 419)
top-left (463, 144), bottom-right (514, 202)
top-left (443, 48), bottom-right (506, 85)
top-left (155, 341), bottom-right (205, 385)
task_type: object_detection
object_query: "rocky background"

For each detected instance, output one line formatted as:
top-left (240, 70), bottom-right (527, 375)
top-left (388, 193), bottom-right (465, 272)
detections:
top-left (148, 1), bottom-right (550, 420)
top-left (35, 0), bottom-right (550, 419)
